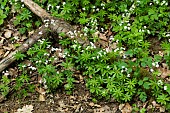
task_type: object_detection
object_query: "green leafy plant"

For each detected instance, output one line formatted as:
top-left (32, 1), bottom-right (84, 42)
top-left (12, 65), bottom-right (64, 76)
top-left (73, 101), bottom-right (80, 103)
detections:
top-left (0, 9), bottom-right (7, 25)
top-left (2, 0), bottom-right (170, 111)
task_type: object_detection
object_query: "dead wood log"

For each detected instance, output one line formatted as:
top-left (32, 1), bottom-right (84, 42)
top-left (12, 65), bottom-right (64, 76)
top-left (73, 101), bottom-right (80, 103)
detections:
top-left (0, 0), bottom-right (89, 73)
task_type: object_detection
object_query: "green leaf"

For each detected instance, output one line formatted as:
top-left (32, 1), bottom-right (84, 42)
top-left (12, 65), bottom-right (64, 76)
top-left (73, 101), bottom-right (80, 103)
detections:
top-left (138, 80), bottom-right (143, 86)
top-left (143, 82), bottom-right (150, 89)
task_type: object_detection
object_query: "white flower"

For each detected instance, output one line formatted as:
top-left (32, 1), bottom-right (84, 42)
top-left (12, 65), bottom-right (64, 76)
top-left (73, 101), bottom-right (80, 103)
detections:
top-left (155, 64), bottom-right (159, 68)
top-left (123, 54), bottom-right (127, 59)
top-left (150, 68), bottom-right (154, 72)
top-left (124, 26), bottom-right (128, 30)
top-left (62, 2), bottom-right (66, 5)
top-left (45, 23), bottom-right (49, 27)
top-left (51, 47), bottom-right (57, 51)
top-left (147, 30), bottom-right (151, 34)
top-left (72, 44), bottom-right (77, 49)
top-left (82, 7), bottom-right (86, 10)
top-left (122, 66), bottom-right (125, 69)
top-left (101, 3), bottom-right (105, 6)
top-left (166, 34), bottom-right (170, 37)
top-left (127, 74), bottom-right (130, 77)
top-left (164, 86), bottom-right (167, 90)
top-left (152, 62), bottom-right (155, 66)
top-left (4, 72), bottom-right (9, 76)
top-left (90, 42), bottom-right (96, 48)
top-left (56, 6), bottom-right (60, 9)
top-left (157, 80), bottom-right (163, 85)
top-left (127, 23), bottom-right (131, 26)
top-left (92, 6), bottom-right (96, 8)
top-left (96, 8), bottom-right (99, 11)
top-left (28, 66), bottom-right (36, 70)
top-left (43, 19), bottom-right (49, 23)
top-left (39, 31), bottom-right (43, 35)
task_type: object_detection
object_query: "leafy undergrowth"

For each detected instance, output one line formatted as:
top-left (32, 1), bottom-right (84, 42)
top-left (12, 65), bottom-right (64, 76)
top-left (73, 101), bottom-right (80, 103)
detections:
top-left (0, 0), bottom-right (170, 112)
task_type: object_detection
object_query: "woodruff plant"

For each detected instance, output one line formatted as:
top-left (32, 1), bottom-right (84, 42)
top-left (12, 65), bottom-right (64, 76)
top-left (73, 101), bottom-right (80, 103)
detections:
top-left (2, 0), bottom-right (170, 111)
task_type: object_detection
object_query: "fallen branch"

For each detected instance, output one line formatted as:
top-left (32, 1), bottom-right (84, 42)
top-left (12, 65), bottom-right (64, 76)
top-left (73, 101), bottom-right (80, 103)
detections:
top-left (0, 0), bottom-right (89, 73)
top-left (0, 0), bottom-right (136, 73)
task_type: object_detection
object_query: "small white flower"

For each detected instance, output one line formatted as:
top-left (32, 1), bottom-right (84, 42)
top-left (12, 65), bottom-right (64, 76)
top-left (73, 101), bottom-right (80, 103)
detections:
top-left (62, 2), bottom-right (66, 5)
top-left (114, 48), bottom-right (119, 52)
top-left (155, 62), bottom-right (159, 67)
top-left (21, 4), bottom-right (24, 8)
top-left (137, 0), bottom-right (140, 3)
top-left (51, 47), bottom-right (57, 51)
top-left (157, 80), bottom-right (163, 85)
top-left (92, 6), bottom-right (96, 8)
top-left (39, 31), bottom-right (43, 35)
top-left (28, 66), bottom-right (36, 70)
top-left (121, 70), bottom-right (124, 73)
top-left (47, 45), bottom-right (51, 48)
top-left (127, 23), bottom-right (131, 26)
top-left (124, 9), bottom-right (128, 12)
top-left (90, 42), bottom-right (96, 48)
top-left (123, 54), bottom-right (127, 59)
top-left (127, 74), bottom-right (130, 77)
top-left (150, 68), bottom-right (154, 72)
top-left (166, 34), bottom-right (170, 37)
top-left (101, 3), bottom-right (105, 6)
top-left (82, 7), bottom-right (86, 10)
top-left (56, 6), bottom-right (60, 9)
top-left (152, 62), bottom-right (155, 66)
top-left (45, 23), bottom-right (48, 27)
top-left (122, 66), bottom-right (125, 69)
top-left (164, 86), bottom-right (167, 90)
top-left (44, 19), bottom-right (49, 23)
top-left (4, 72), bottom-right (9, 76)
top-left (92, 57), bottom-right (96, 59)
top-left (124, 26), bottom-right (128, 30)
top-left (72, 44), bottom-right (77, 49)
top-left (96, 8), bottom-right (99, 11)
top-left (147, 30), bottom-right (151, 34)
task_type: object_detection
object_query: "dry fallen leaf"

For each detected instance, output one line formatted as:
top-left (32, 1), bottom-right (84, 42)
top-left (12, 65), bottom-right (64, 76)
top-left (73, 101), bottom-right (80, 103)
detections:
top-left (94, 105), bottom-right (112, 113)
top-left (158, 67), bottom-right (170, 79)
top-left (0, 49), bottom-right (4, 56)
top-left (39, 94), bottom-right (45, 101)
top-left (15, 105), bottom-right (34, 113)
top-left (99, 33), bottom-right (107, 41)
top-left (4, 30), bottom-right (13, 38)
top-left (89, 102), bottom-right (95, 107)
top-left (119, 103), bottom-right (132, 113)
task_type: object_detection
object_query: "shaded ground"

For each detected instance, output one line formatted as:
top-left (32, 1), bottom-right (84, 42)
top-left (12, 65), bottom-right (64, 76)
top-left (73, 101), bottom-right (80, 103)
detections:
top-left (0, 82), bottom-right (122, 113)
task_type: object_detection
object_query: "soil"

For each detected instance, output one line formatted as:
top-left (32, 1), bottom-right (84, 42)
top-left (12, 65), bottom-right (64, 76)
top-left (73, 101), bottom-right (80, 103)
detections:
top-left (0, 82), bottom-right (121, 113)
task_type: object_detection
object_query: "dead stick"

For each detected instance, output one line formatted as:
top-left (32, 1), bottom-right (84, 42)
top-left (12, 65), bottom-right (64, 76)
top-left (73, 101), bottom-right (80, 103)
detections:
top-left (0, 0), bottom-right (89, 73)
top-left (0, 25), bottom-right (48, 73)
